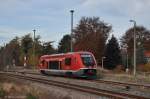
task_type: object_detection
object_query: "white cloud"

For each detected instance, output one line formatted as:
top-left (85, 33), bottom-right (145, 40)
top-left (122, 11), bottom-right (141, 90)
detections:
top-left (81, 0), bottom-right (150, 17)
top-left (0, 0), bottom-right (150, 47)
top-left (79, 0), bottom-right (150, 39)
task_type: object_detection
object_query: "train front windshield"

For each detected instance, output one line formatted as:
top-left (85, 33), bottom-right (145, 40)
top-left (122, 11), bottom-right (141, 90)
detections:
top-left (80, 54), bottom-right (95, 67)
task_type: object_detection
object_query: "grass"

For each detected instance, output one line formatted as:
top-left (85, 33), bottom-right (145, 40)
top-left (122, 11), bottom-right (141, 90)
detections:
top-left (26, 93), bottom-right (38, 99)
top-left (96, 69), bottom-right (105, 79)
top-left (96, 67), bottom-right (150, 84)
top-left (0, 88), bottom-right (6, 98)
top-left (0, 82), bottom-right (39, 99)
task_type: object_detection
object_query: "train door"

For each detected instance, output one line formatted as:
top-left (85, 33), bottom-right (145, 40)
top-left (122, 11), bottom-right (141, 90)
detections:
top-left (58, 61), bottom-right (62, 69)
top-left (48, 61), bottom-right (61, 70)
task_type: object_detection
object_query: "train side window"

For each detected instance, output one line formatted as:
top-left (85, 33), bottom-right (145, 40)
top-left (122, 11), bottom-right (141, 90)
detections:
top-left (49, 61), bottom-right (59, 69)
top-left (65, 58), bottom-right (71, 66)
top-left (41, 60), bottom-right (45, 65)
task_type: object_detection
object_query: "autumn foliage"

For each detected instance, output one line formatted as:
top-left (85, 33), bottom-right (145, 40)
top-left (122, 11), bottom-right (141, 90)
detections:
top-left (73, 17), bottom-right (112, 64)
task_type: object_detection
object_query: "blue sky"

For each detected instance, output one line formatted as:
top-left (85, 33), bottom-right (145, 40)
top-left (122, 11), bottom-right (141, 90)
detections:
top-left (0, 0), bottom-right (150, 47)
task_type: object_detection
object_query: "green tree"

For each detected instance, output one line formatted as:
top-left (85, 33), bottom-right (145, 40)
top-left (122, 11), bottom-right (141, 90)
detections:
top-left (42, 41), bottom-right (55, 54)
top-left (28, 35), bottom-right (43, 66)
top-left (0, 37), bottom-right (21, 68)
top-left (121, 26), bottom-right (150, 67)
top-left (104, 35), bottom-right (122, 69)
top-left (20, 34), bottom-right (33, 66)
top-left (34, 35), bottom-right (43, 55)
top-left (0, 46), bottom-right (4, 68)
top-left (21, 34), bottom-right (33, 55)
top-left (0, 34), bottom-right (56, 68)
top-left (121, 26), bottom-right (150, 56)
top-left (58, 34), bottom-right (71, 53)
top-left (9, 37), bottom-right (21, 66)
top-left (73, 17), bottom-right (112, 64)
top-left (137, 44), bottom-right (147, 65)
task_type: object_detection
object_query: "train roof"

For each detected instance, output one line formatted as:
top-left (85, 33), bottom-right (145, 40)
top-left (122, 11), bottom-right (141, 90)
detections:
top-left (41, 51), bottom-right (92, 58)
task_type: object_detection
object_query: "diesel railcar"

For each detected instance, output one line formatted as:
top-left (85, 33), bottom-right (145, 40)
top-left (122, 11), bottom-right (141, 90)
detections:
top-left (38, 52), bottom-right (97, 79)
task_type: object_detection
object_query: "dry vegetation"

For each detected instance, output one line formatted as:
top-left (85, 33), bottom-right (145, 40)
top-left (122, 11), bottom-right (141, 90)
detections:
top-left (0, 81), bottom-right (77, 99)
top-left (97, 67), bottom-right (150, 84)
top-left (141, 63), bottom-right (150, 72)
top-left (0, 82), bottom-right (38, 99)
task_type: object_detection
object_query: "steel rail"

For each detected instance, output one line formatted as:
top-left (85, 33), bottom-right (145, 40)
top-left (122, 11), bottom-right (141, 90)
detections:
top-left (93, 79), bottom-right (150, 89)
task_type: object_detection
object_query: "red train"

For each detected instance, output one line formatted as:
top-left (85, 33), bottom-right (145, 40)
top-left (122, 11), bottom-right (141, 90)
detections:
top-left (38, 51), bottom-right (97, 79)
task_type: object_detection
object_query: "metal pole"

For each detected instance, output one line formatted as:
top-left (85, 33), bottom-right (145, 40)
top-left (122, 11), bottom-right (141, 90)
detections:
top-left (130, 20), bottom-right (136, 76)
top-left (133, 21), bottom-right (136, 76)
top-left (70, 10), bottom-right (74, 52)
top-left (124, 44), bottom-right (129, 73)
top-left (33, 29), bottom-right (36, 68)
top-left (102, 57), bottom-right (105, 70)
top-left (102, 58), bottom-right (103, 70)
top-left (127, 54), bottom-right (129, 71)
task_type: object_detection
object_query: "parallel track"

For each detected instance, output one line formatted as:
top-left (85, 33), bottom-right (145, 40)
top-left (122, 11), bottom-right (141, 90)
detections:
top-left (1, 72), bottom-right (149, 99)
top-left (93, 79), bottom-right (150, 89)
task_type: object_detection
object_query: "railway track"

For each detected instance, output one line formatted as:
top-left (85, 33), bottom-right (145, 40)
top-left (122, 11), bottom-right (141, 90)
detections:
top-left (93, 79), bottom-right (150, 89)
top-left (6, 70), bottom-right (150, 89)
top-left (24, 71), bottom-right (150, 89)
top-left (1, 72), bottom-right (149, 99)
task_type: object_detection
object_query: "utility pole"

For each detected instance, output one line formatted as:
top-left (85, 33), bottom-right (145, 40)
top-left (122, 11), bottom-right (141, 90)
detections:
top-left (70, 10), bottom-right (74, 52)
top-left (33, 29), bottom-right (36, 68)
top-left (123, 44), bottom-right (129, 73)
top-left (102, 57), bottom-right (106, 70)
top-left (130, 20), bottom-right (136, 76)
